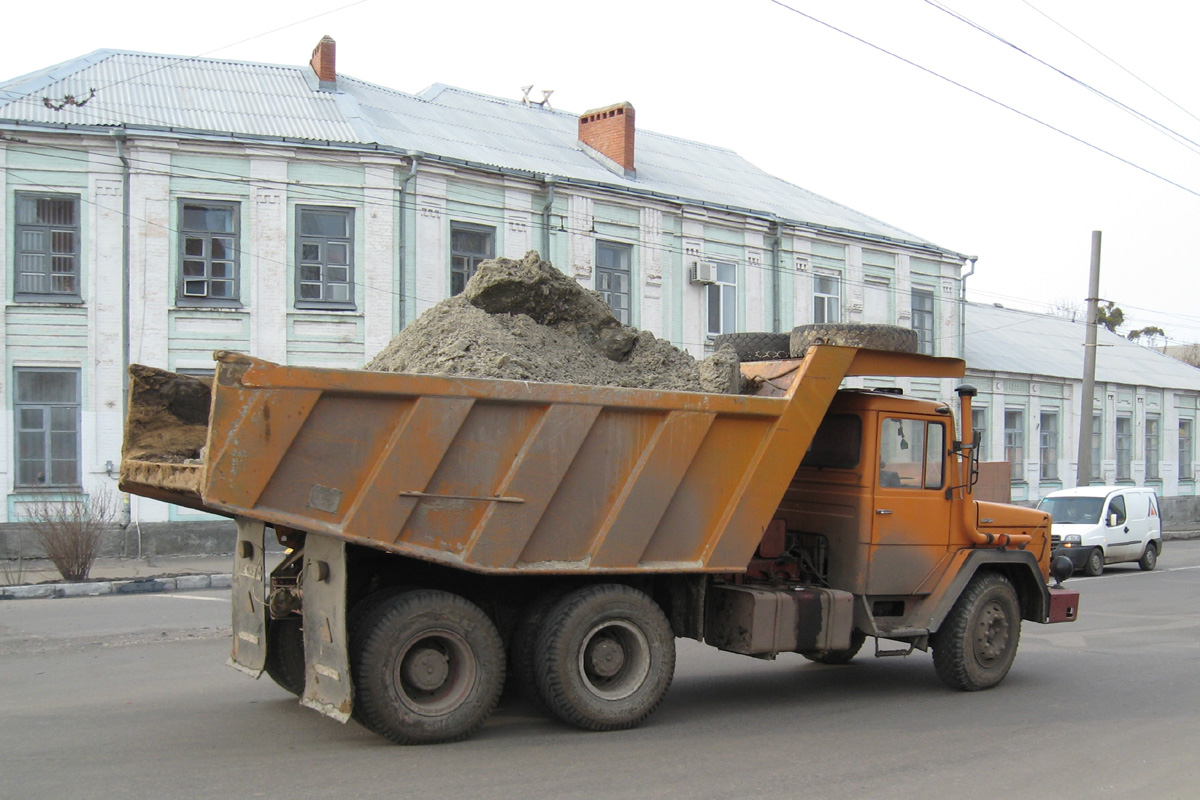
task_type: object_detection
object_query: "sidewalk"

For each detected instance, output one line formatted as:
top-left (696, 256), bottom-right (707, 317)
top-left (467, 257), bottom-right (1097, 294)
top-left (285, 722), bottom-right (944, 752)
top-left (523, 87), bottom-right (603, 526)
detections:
top-left (0, 554), bottom-right (244, 600)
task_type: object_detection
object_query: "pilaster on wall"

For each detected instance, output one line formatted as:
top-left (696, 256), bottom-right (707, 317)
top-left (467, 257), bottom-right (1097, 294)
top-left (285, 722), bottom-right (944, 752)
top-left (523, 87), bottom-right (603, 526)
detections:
top-left (640, 207), bottom-right (664, 336)
top-left (504, 187), bottom-right (534, 259)
top-left (744, 239), bottom-right (764, 332)
top-left (568, 194), bottom-right (595, 282)
top-left (412, 173), bottom-right (447, 317)
top-left (791, 238), bottom-right (813, 327)
top-left (249, 157), bottom-right (288, 363)
top-left (128, 146), bottom-right (173, 370)
top-left (845, 245), bottom-right (864, 322)
top-left (681, 225), bottom-right (705, 358)
top-left (90, 151), bottom-right (126, 480)
top-left (363, 163), bottom-right (397, 355)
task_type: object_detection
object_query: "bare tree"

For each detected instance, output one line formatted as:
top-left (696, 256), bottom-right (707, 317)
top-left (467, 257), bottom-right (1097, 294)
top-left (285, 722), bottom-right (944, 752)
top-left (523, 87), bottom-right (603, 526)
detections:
top-left (1048, 298), bottom-right (1082, 322)
top-left (1175, 343), bottom-right (1200, 369)
top-left (25, 487), bottom-right (118, 582)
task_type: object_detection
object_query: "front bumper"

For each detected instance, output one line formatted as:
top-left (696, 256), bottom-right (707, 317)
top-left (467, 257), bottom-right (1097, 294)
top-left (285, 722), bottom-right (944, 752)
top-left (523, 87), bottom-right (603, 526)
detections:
top-left (1052, 545), bottom-right (1092, 570)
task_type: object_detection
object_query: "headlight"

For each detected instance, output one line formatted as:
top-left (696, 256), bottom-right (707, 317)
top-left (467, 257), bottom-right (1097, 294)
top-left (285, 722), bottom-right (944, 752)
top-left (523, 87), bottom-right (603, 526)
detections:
top-left (1062, 534), bottom-right (1081, 544)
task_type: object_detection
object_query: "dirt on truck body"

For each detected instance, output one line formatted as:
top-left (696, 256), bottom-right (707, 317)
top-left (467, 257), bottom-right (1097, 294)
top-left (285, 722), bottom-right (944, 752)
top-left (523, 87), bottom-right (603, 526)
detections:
top-left (120, 254), bottom-right (1080, 745)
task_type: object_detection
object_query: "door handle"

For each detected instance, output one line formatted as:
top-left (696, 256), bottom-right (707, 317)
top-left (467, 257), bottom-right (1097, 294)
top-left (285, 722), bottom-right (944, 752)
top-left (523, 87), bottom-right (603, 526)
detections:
top-left (876, 509), bottom-right (893, 515)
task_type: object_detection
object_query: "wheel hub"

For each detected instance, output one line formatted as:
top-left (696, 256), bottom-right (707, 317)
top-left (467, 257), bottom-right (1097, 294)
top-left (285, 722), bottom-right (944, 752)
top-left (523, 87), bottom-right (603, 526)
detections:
top-left (403, 646), bottom-right (450, 691)
top-left (973, 601), bottom-right (1010, 666)
top-left (586, 636), bottom-right (626, 678)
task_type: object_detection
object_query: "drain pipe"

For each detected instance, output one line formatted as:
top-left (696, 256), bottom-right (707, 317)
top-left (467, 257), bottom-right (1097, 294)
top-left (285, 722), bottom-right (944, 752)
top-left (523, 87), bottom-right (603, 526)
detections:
top-left (398, 153), bottom-right (420, 328)
top-left (112, 129), bottom-right (134, 548)
top-left (958, 256), bottom-right (976, 360)
top-left (541, 177), bottom-right (556, 260)
top-left (769, 217), bottom-right (783, 333)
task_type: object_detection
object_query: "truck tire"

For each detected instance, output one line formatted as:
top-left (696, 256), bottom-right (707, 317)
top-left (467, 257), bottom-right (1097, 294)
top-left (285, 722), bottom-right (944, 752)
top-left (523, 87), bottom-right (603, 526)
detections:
top-left (354, 589), bottom-right (505, 745)
top-left (264, 616), bottom-right (306, 697)
top-left (535, 584), bottom-right (675, 731)
top-left (508, 587), bottom-right (569, 715)
top-left (1138, 543), bottom-right (1158, 571)
top-left (1084, 547), bottom-right (1104, 577)
top-left (802, 629), bottom-right (866, 665)
top-left (711, 332), bottom-right (791, 361)
top-left (932, 572), bottom-right (1021, 691)
top-left (790, 323), bottom-right (919, 356)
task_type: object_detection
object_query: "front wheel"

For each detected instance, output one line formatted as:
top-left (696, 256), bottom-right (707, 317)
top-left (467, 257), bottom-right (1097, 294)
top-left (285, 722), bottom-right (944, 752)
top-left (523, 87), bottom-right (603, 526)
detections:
top-left (535, 584), bottom-right (675, 731)
top-left (1138, 544), bottom-right (1158, 571)
top-left (932, 572), bottom-right (1021, 691)
top-left (353, 590), bottom-right (505, 745)
top-left (1084, 547), bottom-right (1104, 577)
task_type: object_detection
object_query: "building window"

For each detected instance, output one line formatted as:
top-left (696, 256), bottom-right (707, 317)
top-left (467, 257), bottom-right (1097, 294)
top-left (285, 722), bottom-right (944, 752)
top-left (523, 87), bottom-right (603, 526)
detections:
top-left (179, 201), bottom-right (239, 305)
top-left (1145, 415), bottom-right (1160, 481)
top-left (706, 260), bottom-right (737, 336)
top-left (15, 369), bottom-right (80, 487)
top-left (1091, 413), bottom-right (1103, 483)
top-left (912, 289), bottom-right (935, 355)
top-left (596, 241), bottom-right (632, 324)
top-left (972, 408), bottom-right (989, 461)
top-left (1039, 411), bottom-right (1059, 481)
top-left (1116, 415), bottom-right (1132, 481)
top-left (15, 192), bottom-right (80, 301)
top-left (1180, 418), bottom-right (1194, 481)
top-left (814, 274), bottom-right (840, 324)
top-left (450, 223), bottom-right (494, 295)
top-left (297, 206), bottom-right (354, 309)
top-left (1005, 409), bottom-right (1024, 481)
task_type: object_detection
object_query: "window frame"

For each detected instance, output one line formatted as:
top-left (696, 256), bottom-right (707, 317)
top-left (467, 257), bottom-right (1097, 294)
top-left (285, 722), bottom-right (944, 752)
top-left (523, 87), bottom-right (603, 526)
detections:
top-left (14, 191), bottom-right (82, 303)
top-left (295, 205), bottom-right (356, 311)
top-left (705, 259), bottom-right (737, 337)
top-left (595, 240), bottom-right (633, 324)
top-left (971, 407), bottom-right (989, 461)
top-left (1116, 414), bottom-right (1133, 482)
top-left (176, 200), bottom-right (241, 307)
top-left (878, 417), bottom-right (947, 491)
top-left (1180, 418), bottom-right (1194, 481)
top-left (450, 222), bottom-right (495, 296)
top-left (14, 368), bottom-right (82, 488)
top-left (1039, 411), bottom-right (1059, 482)
top-left (1145, 414), bottom-right (1160, 481)
top-left (1005, 408), bottom-right (1025, 482)
top-left (813, 272), bottom-right (840, 324)
top-left (912, 288), bottom-right (935, 355)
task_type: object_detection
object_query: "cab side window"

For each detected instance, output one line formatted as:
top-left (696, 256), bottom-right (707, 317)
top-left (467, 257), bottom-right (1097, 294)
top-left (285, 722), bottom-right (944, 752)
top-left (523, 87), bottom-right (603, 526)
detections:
top-left (880, 418), bottom-right (946, 490)
top-left (1108, 495), bottom-right (1127, 526)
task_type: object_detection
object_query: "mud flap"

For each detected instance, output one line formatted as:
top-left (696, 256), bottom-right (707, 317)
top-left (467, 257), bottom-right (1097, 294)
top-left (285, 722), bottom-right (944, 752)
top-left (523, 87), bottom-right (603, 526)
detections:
top-left (300, 533), bottom-right (352, 722)
top-left (228, 517), bottom-right (267, 676)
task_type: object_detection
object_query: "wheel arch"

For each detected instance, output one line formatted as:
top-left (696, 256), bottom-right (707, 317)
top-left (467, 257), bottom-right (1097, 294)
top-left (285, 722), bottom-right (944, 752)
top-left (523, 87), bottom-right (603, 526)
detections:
top-left (927, 550), bottom-right (1049, 632)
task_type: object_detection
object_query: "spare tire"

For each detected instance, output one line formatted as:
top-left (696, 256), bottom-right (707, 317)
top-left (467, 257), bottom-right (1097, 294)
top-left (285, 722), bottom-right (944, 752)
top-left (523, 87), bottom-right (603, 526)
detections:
top-left (711, 332), bottom-right (791, 361)
top-left (790, 324), bottom-right (919, 356)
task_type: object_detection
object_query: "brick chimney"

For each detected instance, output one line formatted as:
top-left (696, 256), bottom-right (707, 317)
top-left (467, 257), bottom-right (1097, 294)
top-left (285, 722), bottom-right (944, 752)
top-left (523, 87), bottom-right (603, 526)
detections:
top-left (310, 35), bottom-right (337, 90)
top-left (578, 102), bottom-right (636, 175)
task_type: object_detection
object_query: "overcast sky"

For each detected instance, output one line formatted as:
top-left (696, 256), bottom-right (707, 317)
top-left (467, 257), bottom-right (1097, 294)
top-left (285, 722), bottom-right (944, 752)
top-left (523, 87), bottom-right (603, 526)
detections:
top-left (5, 0), bottom-right (1199, 345)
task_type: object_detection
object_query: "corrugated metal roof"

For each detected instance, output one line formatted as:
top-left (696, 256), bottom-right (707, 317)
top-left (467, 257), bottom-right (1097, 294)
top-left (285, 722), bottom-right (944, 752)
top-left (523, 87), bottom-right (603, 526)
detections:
top-left (964, 302), bottom-right (1200, 391)
top-left (1, 49), bottom-right (949, 253)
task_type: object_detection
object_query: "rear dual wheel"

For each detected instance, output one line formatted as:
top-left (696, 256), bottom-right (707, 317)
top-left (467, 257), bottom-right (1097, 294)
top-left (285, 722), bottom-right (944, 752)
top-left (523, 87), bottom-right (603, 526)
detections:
top-left (353, 589), bottom-right (505, 745)
top-left (534, 584), bottom-right (676, 731)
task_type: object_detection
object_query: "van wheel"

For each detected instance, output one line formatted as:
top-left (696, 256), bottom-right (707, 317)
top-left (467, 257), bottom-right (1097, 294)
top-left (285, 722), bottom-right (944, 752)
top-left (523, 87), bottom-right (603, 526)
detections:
top-left (1138, 544), bottom-right (1158, 571)
top-left (354, 590), bottom-right (505, 745)
top-left (802, 630), bottom-right (867, 665)
top-left (535, 584), bottom-right (675, 731)
top-left (1084, 548), bottom-right (1104, 577)
top-left (932, 572), bottom-right (1021, 691)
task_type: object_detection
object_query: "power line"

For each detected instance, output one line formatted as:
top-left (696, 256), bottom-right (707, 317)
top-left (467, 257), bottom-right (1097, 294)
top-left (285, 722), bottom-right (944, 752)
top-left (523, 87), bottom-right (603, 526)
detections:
top-left (766, 0), bottom-right (1200, 199)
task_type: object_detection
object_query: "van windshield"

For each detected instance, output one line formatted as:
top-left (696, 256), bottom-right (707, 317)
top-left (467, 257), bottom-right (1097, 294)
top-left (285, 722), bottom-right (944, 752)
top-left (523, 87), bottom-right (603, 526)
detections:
top-left (1038, 496), bottom-right (1104, 525)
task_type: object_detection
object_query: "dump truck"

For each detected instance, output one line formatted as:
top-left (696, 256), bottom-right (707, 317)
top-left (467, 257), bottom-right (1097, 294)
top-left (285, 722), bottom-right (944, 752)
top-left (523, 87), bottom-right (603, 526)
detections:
top-left (120, 332), bottom-right (1079, 745)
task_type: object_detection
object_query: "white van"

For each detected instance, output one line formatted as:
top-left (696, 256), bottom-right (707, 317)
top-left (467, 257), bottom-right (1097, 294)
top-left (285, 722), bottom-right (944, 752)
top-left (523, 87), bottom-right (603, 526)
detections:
top-left (1038, 486), bottom-right (1163, 576)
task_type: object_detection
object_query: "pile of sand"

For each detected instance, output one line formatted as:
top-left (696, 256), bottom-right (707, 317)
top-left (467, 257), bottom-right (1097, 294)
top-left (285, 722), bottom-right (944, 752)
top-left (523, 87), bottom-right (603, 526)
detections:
top-left (365, 251), bottom-right (740, 393)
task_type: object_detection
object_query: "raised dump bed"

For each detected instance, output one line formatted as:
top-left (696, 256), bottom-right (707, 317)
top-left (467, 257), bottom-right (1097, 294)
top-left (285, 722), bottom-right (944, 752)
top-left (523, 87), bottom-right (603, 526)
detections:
top-left (121, 347), bottom-right (963, 574)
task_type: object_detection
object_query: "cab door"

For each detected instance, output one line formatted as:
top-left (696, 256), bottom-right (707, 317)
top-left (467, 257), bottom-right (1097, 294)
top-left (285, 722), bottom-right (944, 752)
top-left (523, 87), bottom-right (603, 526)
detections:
top-left (1103, 493), bottom-right (1139, 562)
top-left (869, 416), bottom-right (952, 596)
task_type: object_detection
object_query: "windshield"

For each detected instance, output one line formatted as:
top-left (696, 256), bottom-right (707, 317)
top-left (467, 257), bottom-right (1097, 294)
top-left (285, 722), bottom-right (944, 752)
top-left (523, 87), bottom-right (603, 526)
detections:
top-left (1038, 496), bottom-right (1104, 525)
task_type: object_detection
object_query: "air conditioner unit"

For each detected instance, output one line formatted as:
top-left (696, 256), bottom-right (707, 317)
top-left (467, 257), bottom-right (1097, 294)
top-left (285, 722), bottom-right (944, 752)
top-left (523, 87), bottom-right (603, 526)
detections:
top-left (690, 260), bottom-right (718, 285)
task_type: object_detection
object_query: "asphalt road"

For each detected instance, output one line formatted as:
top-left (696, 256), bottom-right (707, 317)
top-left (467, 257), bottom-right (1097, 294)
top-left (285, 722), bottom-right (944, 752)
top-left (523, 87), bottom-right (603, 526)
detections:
top-left (2, 542), bottom-right (1198, 800)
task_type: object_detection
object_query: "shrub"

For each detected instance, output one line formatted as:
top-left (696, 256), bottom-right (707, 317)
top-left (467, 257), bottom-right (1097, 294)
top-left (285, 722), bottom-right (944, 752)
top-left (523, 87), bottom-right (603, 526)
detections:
top-left (25, 488), bottom-right (117, 582)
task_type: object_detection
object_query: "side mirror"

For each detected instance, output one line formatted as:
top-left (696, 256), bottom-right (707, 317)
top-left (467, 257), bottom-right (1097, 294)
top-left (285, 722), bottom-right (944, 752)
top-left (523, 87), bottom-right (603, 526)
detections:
top-left (1108, 513), bottom-right (1120, 527)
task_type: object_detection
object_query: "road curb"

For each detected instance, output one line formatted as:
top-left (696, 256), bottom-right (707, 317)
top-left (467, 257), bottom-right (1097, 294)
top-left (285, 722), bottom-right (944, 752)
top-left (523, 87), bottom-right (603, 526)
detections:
top-left (0, 573), bottom-right (234, 600)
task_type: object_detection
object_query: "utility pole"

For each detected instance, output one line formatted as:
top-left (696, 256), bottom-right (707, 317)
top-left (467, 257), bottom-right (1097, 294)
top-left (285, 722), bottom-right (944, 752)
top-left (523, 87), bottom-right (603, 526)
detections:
top-left (1075, 231), bottom-right (1102, 487)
